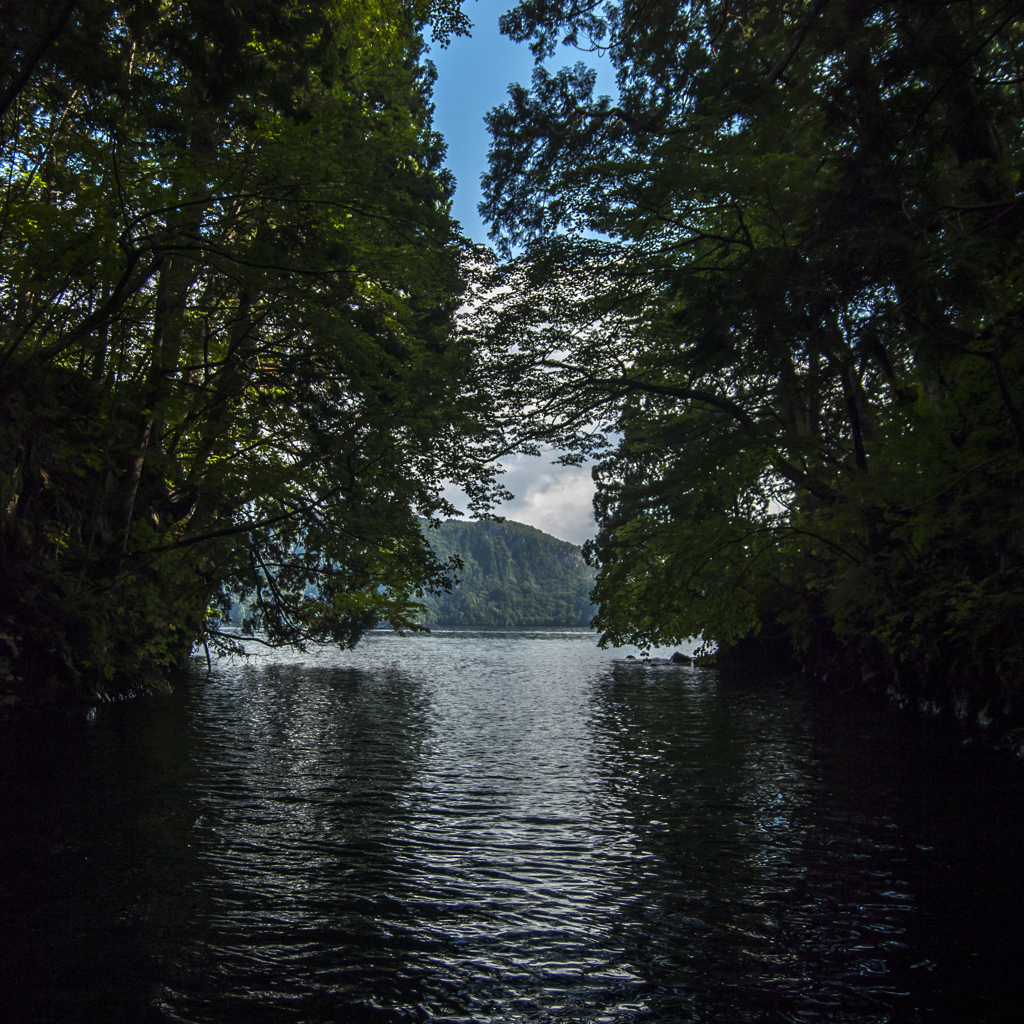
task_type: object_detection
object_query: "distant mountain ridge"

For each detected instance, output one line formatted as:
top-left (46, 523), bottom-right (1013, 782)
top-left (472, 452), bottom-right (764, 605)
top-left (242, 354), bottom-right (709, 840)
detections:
top-left (418, 519), bottom-right (597, 628)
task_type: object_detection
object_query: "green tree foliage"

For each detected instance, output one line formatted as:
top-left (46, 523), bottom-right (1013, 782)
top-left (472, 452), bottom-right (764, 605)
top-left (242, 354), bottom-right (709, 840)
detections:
top-left (417, 518), bottom-right (596, 627)
top-left (0, 0), bottom-right (504, 700)
top-left (476, 1), bottom-right (1024, 719)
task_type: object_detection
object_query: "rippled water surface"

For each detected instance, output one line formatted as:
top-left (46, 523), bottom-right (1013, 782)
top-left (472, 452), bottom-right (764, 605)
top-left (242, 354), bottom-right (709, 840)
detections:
top-left (2, 629), bottom-right (1022, 1023)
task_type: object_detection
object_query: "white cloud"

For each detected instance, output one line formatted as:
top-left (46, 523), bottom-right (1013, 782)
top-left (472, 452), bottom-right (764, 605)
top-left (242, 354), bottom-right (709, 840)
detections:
top-left (441, 452), bottom-right (597, 547)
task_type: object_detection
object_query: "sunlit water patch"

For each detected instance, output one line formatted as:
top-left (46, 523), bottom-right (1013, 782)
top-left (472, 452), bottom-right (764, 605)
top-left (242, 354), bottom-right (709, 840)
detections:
top-left (1, 630), bottom-right (1021, 1022)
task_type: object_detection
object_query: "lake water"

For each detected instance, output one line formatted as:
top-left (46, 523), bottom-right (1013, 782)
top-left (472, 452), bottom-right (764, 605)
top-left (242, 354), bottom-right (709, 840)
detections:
top-left (1, 628), bottom-right (1021, 1023)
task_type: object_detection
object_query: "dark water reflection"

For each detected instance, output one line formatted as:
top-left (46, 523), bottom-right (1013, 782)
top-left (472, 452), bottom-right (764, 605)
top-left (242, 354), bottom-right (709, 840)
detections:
top-left (1, 630), bottom-right (1021, 1023)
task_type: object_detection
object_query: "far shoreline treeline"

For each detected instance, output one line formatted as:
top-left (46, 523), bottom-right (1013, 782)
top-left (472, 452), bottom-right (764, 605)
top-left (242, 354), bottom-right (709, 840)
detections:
top-left (416, 518), bottom-right (597, 629)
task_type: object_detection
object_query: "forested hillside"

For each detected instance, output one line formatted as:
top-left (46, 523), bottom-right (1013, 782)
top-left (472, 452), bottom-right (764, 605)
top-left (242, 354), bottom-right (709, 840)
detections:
top-left (418, 519), bottom-right (596, 627)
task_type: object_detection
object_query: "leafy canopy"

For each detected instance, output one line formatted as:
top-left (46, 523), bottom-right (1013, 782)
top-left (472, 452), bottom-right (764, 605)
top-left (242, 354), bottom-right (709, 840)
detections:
top-left (0, 0), bottom-right (507, 698)
top-left (475, 1), bottom-right (1024, 713)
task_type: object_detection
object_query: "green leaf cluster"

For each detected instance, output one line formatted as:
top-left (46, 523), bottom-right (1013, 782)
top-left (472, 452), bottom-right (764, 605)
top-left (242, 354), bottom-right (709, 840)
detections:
top-left (477, 1), bottom-right (1024, 721)
top-left (0, 0), bottom-right (501, 700)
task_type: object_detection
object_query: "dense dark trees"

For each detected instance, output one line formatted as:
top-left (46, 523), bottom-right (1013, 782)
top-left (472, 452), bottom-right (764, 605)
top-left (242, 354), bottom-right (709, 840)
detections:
top-left (0, 0), bottom-right (503, 700)
top-left (476, 1), bottom-right (1024, 723)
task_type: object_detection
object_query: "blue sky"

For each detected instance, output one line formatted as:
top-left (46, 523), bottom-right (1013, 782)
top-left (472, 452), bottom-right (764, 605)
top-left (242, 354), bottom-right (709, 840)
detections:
top-left (429, 3), bottom-right (535, 245)
top-left (429, 2), bottom-right (615, 546)
top-left (429, 1), bottom-right (616, 245)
